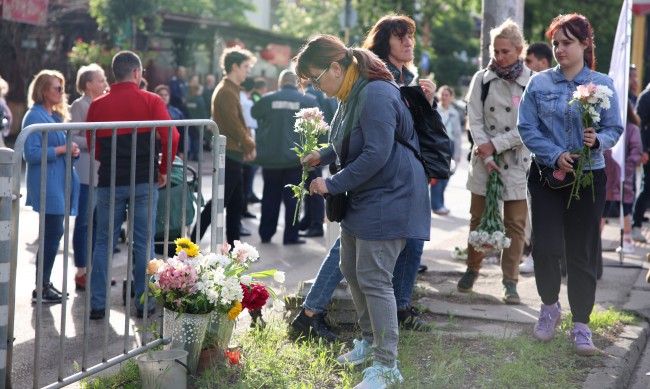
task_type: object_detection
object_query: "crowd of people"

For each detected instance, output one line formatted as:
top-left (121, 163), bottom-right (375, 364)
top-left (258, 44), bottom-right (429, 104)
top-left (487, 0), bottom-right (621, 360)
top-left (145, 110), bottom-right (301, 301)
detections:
top-left (9, 9), bottom-right (649, 388)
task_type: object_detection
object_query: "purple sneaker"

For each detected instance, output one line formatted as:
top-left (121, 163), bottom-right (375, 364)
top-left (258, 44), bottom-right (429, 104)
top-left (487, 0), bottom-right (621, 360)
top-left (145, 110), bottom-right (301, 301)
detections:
top-left (533, 302), bottom-right (561, 341)
top-left (571, 322), bottom-right (597, 356)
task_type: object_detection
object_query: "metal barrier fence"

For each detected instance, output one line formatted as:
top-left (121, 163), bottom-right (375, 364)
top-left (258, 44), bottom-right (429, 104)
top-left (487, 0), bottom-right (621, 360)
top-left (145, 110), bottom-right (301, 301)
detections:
top-left (1, 119), bottom-right (224, 388)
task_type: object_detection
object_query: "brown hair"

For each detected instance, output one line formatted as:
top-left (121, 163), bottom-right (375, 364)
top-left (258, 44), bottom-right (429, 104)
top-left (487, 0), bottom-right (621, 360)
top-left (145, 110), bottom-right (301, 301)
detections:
top-left (545, 13), bottom-right (596, 70)
top-left (27, 70), bottom-right (69, 120)
top-left (362, 14), bottom-right (416, 68)
top-left (293, 34), bottom-right (392, 83)
top-left (220, 46), bottom-right (256, 74)
top-left (154, 84), bottom-right (170, 95)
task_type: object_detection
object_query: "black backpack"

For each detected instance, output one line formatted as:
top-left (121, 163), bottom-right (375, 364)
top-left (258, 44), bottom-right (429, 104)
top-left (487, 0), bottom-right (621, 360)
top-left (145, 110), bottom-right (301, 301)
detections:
top-left (395, 85), bottom-right (452, 179)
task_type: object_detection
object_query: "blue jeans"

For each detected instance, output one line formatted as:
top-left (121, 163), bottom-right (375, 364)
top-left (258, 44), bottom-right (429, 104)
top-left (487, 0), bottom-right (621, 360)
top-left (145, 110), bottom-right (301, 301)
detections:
top-left (73, 184), bottom-right (96, 269)
top-left (430, 179), bottom-right (449, 211)
top-left (303, 237), bottom-right (423, 312)
top-left (36, 214), bottom-right (65, 286)
top-left (392, 238), bottom-right (424, 308)
top-left (91, 183), bottom-right (158, 311)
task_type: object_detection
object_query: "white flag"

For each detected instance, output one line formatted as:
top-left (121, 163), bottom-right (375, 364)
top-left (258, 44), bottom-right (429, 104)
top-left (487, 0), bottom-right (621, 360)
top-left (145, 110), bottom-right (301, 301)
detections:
top-left (608, 0), bottom-right (632, 181)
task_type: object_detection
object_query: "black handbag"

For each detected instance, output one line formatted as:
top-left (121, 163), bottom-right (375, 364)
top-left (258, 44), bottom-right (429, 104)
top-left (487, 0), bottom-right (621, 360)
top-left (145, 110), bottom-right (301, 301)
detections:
top-left (534, 159), bottom-right (575, 189)
top-left (325, 133), bottom-right (351, 223)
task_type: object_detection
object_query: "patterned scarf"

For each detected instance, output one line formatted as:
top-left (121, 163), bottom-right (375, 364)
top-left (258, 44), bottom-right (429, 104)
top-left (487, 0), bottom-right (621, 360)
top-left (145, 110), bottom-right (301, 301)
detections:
top-left (333, 62), bottom-right (360, 102)
top-left (487, 59), bottom-right (523, 81)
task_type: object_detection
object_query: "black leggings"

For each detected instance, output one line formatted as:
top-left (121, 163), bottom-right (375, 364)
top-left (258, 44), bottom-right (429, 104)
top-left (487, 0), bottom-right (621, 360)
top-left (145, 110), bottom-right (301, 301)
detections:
top-left (528, 166), bottom-right (606, 324)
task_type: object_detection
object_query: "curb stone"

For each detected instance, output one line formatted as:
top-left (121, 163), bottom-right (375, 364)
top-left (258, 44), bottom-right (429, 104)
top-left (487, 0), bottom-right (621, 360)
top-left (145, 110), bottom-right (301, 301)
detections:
top-left (582, 322), bottom-right (649, 389)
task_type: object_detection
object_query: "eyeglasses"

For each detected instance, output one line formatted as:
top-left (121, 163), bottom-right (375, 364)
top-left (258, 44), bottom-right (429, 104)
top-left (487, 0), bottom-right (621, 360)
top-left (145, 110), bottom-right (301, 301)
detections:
top-left (311, 66), bottom-right (330, 87)
top-left (52, 86), bottom-right (63, 93)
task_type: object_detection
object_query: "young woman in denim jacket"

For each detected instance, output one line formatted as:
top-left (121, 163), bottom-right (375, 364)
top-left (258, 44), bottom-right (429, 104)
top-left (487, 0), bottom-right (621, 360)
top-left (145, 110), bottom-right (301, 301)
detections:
top-left (517, 14), bottom-right (623, 356)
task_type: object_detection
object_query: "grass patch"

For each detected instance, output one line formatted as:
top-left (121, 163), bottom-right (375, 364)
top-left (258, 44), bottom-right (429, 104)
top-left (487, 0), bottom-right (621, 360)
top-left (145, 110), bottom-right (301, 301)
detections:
top-left (82, 306), bottom-right (639, 388)
top-left (560, 306), bottom-right (641, 335)
top-left (79, 359), bottom-right (140, 389)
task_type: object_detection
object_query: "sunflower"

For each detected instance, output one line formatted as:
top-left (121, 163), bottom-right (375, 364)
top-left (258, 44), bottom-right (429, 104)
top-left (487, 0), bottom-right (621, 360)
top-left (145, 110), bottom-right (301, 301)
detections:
top-left (174, 237), bottom-right (200, 257)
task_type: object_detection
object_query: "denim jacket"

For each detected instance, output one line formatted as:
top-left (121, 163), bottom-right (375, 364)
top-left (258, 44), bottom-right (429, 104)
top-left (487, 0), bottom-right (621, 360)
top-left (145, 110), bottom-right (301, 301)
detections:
top-left (517, 65), bottom-right (623, 169)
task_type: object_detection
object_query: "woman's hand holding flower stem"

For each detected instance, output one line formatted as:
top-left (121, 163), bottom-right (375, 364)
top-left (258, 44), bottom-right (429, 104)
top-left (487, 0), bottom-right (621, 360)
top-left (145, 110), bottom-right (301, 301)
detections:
top-left (476, 141), bottom-right (500, 174)
top-left (301, 150), bottom-right (321, 168)
top-left (583, 126), bottom-right (597, 148)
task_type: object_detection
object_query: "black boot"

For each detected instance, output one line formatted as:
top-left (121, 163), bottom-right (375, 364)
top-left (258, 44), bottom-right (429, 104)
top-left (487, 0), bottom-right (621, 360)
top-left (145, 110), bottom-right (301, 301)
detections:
top-left (290, 308), bottom-right (338, 341)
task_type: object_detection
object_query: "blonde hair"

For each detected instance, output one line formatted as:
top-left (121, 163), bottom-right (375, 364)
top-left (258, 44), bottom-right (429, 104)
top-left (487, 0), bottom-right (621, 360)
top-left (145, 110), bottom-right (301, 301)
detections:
top-left (489, 19), bottom-right (527, 59)
top-left (76, 63), bottom-right (104, 95)
top-left (27, 70), bottom-right (69, 120)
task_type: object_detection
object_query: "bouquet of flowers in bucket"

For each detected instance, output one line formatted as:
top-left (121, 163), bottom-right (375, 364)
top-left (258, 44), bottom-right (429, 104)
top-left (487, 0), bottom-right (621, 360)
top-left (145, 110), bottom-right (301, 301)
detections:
top-left (146, 238), bottom-right (284, 318)
top-left (286, 107), bottom-right (330, 224)
top-left (566, 82), bottom-right (613, 208)
top-left (468, 155), bottom-right (511, 252)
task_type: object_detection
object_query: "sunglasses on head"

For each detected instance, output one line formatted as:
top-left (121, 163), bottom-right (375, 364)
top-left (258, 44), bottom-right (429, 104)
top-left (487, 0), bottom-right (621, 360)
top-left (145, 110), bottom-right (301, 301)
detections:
top-left (311, 65), bottom-right (330, 87)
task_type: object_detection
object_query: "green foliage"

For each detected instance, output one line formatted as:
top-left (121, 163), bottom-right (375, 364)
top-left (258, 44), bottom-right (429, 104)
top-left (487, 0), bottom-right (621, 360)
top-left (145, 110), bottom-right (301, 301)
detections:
top-left (273, 0), bottom-right (481, 89)
top-left (89, 0), bottom-right (255, 48)
top-left (523, 0), bottom-right (621, 73)
top-left (67, 40), bottom-right (156, 84)
top-left (562, 306), bottom-right (641, 333)
top-left (273, 0), bottom-right (343, 39)
top-left (67, 40), bottom-right (119, 72)
top-left (80, 359), bottom-right (141, 388)
top-left (426, 0), bottom-right (481, 88)
top-left (89, 0), bottom-right (161, 38)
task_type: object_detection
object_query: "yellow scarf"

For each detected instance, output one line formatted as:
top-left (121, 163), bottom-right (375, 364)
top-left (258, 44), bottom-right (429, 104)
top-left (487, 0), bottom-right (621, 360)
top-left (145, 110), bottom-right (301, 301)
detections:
top-left (333, 63), bottom-right (360, 102)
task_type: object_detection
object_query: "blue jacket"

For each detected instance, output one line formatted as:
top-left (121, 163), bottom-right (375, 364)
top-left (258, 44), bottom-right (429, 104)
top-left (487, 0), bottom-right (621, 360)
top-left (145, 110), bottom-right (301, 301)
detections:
top-left (320, 78), bottom-right (430, 241)
top-left (251, 85), bottom-right (319, 169)
top-left (22, 104), bottom-right (79, 215)
top-left (518, 65), bottom-right (623, 169)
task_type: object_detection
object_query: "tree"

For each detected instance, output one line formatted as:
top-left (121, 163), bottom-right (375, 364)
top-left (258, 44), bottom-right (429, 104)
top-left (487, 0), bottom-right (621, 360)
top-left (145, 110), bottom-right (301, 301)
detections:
top-left (273, 0), bottom-right (481, 90)
top-left (89, 0), bottom-right (255, 49)
top-left (523, 0), bottom-right (620, 74)
top-left (273, 0), bottom-right (343, 39)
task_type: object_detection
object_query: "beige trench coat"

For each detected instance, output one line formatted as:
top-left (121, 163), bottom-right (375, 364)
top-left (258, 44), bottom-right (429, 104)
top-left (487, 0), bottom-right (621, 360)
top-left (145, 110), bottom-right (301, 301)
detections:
top-left (466, 67), bottom-right (532, 201)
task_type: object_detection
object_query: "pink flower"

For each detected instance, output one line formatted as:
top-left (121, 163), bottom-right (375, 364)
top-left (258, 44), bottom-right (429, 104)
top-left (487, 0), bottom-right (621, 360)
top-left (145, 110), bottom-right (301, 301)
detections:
top-left (219, 242), bottom-right (231, 255)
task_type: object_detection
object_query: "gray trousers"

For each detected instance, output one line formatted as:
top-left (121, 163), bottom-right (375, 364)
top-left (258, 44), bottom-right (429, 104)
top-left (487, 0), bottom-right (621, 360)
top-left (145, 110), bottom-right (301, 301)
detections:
top-left (339, 229), bottom-right (405, 365)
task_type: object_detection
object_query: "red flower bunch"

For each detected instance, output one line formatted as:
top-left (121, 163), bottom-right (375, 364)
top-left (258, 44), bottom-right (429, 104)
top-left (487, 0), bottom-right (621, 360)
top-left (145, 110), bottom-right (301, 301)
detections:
top-left (226, 349), bottom-right (240, 365)
top-left (240, 283), bottom-right (269, 311)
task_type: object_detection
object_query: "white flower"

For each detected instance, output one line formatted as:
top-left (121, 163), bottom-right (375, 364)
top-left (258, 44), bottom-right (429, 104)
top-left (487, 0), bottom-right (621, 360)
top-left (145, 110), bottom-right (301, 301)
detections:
top-left (232, 241), bottom-right (260, 263)
top-left (273, 271), bottom-right (285, 283)
top-left (272, 299), bottom-right (285, 312)
top-left (240, 275), bottom-right (253, 285)
top-left (600, 98), bottom-right (610, 110)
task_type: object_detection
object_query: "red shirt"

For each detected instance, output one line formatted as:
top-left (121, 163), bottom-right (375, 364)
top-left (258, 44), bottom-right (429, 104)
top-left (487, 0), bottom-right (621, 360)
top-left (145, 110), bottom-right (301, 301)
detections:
top-left (86, 82), bottom-right (179, 187)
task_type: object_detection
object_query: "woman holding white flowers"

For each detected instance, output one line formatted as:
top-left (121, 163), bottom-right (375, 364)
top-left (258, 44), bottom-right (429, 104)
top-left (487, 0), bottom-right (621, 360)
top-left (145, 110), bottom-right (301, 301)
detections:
top-left (458, 19), bottom-right (532, 305)
top-left (518, 13), bottom-right (622, 356)
top-left (296, 34), bottom-right (430, 388)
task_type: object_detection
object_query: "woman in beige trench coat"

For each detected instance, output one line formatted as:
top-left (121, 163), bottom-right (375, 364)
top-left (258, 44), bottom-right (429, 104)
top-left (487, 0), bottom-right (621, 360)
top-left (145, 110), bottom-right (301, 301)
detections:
top-left (457, 19), bottom-right (532, 304)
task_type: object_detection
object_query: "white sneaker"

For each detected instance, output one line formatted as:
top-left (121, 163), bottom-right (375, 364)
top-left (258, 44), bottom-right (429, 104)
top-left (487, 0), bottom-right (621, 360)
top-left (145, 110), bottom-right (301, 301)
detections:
top-left (632, 227), bottom-right (646, 243)
top-left (616, 239), bottom-right (635, 254)
top-left (519, 254), bottom-right (534, 273)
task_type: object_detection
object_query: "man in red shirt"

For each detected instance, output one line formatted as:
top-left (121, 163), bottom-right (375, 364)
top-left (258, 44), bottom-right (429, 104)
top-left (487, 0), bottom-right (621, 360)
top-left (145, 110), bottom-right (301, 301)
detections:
top-left (86, 50), bottom-right (179, 320)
